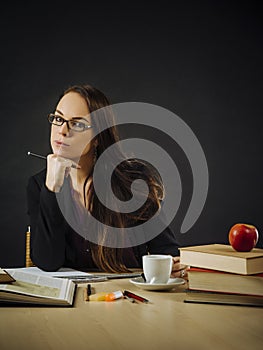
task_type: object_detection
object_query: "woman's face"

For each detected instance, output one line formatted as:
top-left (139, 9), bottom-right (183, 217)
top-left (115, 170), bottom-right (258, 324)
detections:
top-left (50, 92), bottom-right (95, 160)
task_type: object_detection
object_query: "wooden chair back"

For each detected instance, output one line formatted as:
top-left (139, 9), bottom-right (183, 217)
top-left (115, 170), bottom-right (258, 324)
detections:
top-left (26, 226), bottom-right (35, 267)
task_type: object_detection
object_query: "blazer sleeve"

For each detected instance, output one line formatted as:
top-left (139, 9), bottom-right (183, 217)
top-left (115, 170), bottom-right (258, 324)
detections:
top-left (26, 174), bottom-right (67, 271)
top-left (147, 225), bottom-right (180, 256)
top-left (145, 204), bottom-right (180, 256)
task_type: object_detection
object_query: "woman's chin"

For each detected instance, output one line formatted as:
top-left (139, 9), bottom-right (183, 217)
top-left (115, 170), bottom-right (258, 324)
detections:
top-left (53, 149), bottom-right (72, 158)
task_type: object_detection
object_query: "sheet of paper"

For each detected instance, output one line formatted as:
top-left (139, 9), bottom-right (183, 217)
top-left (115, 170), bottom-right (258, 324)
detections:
top-left (4, 267), bottom-right (142, 283)
top-left (5, 267), bottom-right (92, 278)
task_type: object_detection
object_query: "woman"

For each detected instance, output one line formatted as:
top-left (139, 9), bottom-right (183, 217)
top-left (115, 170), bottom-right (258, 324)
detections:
top-left (27, 84), bottom-right (188, 278)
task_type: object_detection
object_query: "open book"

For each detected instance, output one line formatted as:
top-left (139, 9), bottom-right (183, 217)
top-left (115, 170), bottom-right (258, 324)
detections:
top-left (0, 269), bottom-right (76, 306)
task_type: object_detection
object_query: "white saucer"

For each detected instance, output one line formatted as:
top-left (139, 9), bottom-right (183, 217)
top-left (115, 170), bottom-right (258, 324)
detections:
top-left (129, 276), bottom-right (186, 291)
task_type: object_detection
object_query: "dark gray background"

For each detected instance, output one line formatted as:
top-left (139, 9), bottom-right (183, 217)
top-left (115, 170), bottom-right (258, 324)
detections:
top-left (1, 2), bottom-right (262, 267)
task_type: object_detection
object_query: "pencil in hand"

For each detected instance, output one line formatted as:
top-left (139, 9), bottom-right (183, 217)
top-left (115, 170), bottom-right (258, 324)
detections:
top-left (27, 151), bottom-right (46, 160)
top-left (27, 151), bottom-right (80, 169)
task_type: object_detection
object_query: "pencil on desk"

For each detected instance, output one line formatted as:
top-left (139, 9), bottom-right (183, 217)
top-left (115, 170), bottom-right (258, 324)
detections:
top-left (84, 284), bottom-right (92, 301)
top-left (87, 284), bottom-right (91, 296)
top-left (123, 290), bottom-right (149, 303)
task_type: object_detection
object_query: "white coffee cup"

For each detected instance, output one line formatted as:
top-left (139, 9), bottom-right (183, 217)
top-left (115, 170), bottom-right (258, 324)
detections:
top-left (142, 254), bottom-right (173, 284)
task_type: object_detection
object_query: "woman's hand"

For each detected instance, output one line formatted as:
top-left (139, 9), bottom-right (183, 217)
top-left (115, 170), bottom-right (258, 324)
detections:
top-left (170, 256), bottom-right (189, 279)
top-left (45, 154), bottom-right (80, 192)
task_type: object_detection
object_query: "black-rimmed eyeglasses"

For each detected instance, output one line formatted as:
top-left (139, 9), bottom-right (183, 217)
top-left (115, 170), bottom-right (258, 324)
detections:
top-left (47, 113), bottom-right (93, 132)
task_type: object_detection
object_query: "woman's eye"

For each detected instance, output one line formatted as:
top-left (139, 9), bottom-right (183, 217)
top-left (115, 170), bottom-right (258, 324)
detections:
top-left (55, 116), bottom-right (63, 123)
top-left (72, 121), bottom-right (84, 127)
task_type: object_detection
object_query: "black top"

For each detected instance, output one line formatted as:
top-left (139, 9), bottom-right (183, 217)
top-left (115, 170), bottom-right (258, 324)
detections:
top-left (26, 169), bottom-right (179, 271)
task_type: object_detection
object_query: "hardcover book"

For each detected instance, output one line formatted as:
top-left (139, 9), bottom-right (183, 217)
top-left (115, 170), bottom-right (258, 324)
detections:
top-left (184, 290), bottom-right (263, 307)
top-left (179, 244), bottom-right (263, 275)
top-left (187, 267), bottom-right (263, 296)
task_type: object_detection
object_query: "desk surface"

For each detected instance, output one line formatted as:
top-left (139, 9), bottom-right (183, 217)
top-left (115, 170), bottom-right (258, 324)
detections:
top-left (0, 278), bottom-right (262, 350)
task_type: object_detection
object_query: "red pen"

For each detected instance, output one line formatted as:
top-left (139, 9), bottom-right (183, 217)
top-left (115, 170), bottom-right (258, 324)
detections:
top-left (123, 290), bottom-right (149, 303)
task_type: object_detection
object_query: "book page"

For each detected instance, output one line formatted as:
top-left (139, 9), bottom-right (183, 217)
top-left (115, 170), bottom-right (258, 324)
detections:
top-left (0, 270), bottom-right (69, 300)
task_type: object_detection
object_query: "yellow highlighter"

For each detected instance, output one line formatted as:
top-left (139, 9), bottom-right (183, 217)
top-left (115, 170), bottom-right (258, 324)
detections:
top-left (89, 291), bottom-right (123, 301)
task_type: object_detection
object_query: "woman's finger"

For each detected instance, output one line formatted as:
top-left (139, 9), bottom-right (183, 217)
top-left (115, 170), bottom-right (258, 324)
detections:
top-left (172, 266), bottom-right (188, 278)
top-left (171, 267), bottom-right (188, 279)
top-left (46, 154), bottom-right (80, 192)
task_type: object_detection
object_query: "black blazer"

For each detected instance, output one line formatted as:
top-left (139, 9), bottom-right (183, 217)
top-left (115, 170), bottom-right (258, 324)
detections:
top-left (27, 169), bottom-right (179, 271)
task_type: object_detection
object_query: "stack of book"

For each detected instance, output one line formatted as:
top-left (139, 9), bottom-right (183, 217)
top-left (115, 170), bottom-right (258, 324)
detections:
top-left (179, 244), bottom-right (263, 307)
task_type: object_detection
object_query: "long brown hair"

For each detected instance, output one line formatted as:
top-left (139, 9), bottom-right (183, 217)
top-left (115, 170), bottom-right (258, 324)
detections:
top-left (62, 84), bottom-right (164, 272)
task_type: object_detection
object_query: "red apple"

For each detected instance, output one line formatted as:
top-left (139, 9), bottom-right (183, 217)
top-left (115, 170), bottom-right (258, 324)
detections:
top-left (229, 223), bottom-right (259, 252)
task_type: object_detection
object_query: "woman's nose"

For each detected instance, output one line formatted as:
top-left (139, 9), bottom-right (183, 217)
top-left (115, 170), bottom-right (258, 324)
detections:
top-left (59, 121), bottom-right (70, 136)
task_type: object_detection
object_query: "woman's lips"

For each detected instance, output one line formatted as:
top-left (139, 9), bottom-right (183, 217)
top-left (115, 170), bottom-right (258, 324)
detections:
top-left (54, 140), bottom-right (70, 147)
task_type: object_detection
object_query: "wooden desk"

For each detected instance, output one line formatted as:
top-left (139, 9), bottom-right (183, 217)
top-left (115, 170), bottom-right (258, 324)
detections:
top-left (0, 278), bottom-right (262, 350)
